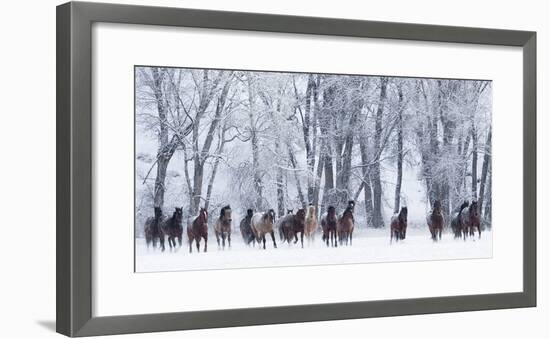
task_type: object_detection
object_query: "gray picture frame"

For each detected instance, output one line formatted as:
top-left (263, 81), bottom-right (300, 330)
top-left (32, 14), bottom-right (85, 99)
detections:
top-left (56, 1), bottom-right (537, 337)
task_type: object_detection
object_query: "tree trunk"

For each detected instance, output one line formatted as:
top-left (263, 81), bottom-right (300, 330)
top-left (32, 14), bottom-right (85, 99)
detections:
top-left (371, 77), bottom-right (388, 228)
top-left (478, 127), bottom-right (492, 215)
top-left (393, 84), bottom-right (404, 214)
top-left (471, 122), bottom-right (478, 200)
top-left (359, 135), bottom-right (374, 227)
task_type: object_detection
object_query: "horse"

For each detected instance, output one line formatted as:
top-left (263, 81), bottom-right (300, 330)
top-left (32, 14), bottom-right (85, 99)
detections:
top-left (390, 207), bottom-right (408, 243)
top-left (451, 201), bottom-right (469, 239)
top-left (278, 208), bottom-right (306, 246)
top-left (251, 209), bottom-right (277, 249)
top-left (239, 209), bottom-right (255, 245)
top-left (144, 207), bottom-right (165, 251)
top-left (304, 204), bottom-right (318, 244)
top-left (160, 207), bottom-right (183, 250)
top-left (337, 201), bottom-right (355, 246)
top-left (214, 205), bottom-right (232, 250)
top-left (461, 201), bottom-right (481, 239)
top-left (187, 207), bottom-right (208, 253)
top-left (279, 209), bottom-right (294, 241)
top-left (427, 200), bottom-right (444, 241)
top-left (321, 206), bottom-right (338, 247)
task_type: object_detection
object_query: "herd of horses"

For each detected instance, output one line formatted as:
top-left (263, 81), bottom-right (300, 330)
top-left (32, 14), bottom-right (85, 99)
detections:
top-left (143, 199), bottom-right (482, 253)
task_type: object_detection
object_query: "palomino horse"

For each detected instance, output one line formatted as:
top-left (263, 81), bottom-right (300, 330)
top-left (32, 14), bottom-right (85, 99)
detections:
top-left (251, 209), bottom-right (277, 249)
top-left (321, 206), bottom-right (338, 247)
top-left (144, 207), bottom-right (165, 251)
top-left (451, 201), bottom-right (469, 239)
top-left (337, 201), bottom-right (355, 246)
top-left (461, 201), bottom-right (481, 239)
top-left (427, 200), bottom-right (444, 241)
top-left (390, 207), bottom-right (408, 243)
top-left (161, 207), bottom-right (183, 250)
top-left (187, 207), bottom-right (208, 253)
top-left (214, 205), bottom-right (232, 250)
top-left (304, 204), bottom-right (318, 244)
top-left (239, 209), bottom-right (255, 245)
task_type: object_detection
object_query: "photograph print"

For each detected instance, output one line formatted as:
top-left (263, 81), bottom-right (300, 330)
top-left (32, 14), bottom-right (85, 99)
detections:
top-left (134, 66), bottom-right (492, 273)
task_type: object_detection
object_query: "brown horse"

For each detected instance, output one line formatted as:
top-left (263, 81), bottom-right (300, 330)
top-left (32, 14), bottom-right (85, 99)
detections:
top-left (321, 206), bottom-right (338, 247)
top-left (214, 205), bottom-right (232, 250)
top-left (390, 207), bottom-right (408, 243)
top-left (187, 207), bottom-right (208, 253)
top-left (290, 208), bottom-right (307, 247)
top-left (304, 204), bottom-right (318, 244)
top-left (451, 201), bottom-right (469, 239)
top-left (144, 207), bottom-right (165, 251)
top-left (427, 200), bottom-right (444, 241)
top-left (279, 209), bottom-right (294, 241)
top-left (161, 207), bottom-right (183, 250)
top-left (337, 201), bottom-right (355, 246)
top-left (251, 209), bottom-right (277, 249)
top-left (461, 201), bottom-right (481, 239)
top-left (239, 209), bottom-right (255, 245)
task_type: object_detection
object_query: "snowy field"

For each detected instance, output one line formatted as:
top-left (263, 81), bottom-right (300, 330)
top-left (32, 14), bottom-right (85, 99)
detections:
top-left (135, 227), bottom-right (492, 273)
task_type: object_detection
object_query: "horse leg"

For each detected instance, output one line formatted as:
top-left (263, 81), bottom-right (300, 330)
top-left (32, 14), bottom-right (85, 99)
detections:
top-left (270, 230), bottom-right (277, 248)
top-left (178, 235), bottom-right (182, 248)
top-left (215, 231), bottom-right (221, 249)
top-left (160, 235), bottom-right (165, 252)
top-left (204, 235), bottom-right (208, 253)
top-left (350, 230), bottom-right (353, 246)
top-left (300, 232), bottom-right (304, 248)
top-left (189, 236), bottom-right (193, 253)
top-left (262, 234), bottom-right (266, 250)
top-left (228, 233), bottom-right (231, 249)
top-left (196, 238), bottom-right (200, 252)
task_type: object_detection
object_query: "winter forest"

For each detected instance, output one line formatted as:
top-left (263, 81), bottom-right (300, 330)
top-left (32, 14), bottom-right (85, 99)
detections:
top-left (134, 66), bottom-right (492, 271)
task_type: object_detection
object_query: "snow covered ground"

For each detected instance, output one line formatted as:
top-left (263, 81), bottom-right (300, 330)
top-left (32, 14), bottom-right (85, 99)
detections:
top-left (135, 227), bottom-right (492, 273)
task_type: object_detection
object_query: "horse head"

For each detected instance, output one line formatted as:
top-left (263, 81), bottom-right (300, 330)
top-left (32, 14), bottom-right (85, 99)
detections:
top-left (267, 209), bottom-right (276, 224)
top-left (327, 206), bottom-right (336, 217)
top-left (246, 208), bottom-right (253, 218)
top-left (469, 201), bottom-right (479, 218)
top-left (347, 200), bottom-right (355, 212)
top-left (154, 207), bottom-right (162, 220)
top-left (173, 207), bottom-right (183, 223)
top-left (399, 207), bottom-right (408, 223)
top-left (433, 200), bottom-right (442, 215)
top-left (307, 204), bottom-right (316, 218)
top-left (221, 205), bottom-right (232, 222)
top-left (295, 208), bottom-right (306, 222)
top-left (199, 207), bottom-right (208, 223)
top-left (286, 209), bottom-right (294, 215)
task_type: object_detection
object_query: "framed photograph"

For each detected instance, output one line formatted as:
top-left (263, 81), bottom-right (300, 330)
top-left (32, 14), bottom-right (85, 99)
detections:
top-left (57, 1), bottom-right (536, 337)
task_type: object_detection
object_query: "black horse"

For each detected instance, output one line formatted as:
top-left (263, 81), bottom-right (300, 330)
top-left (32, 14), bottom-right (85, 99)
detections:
top-left (239, 209), bottom-right (255, 245)
top-left (161, 207), bottom-right (184, 250)
top-left (144, 207), bottom-right (165, 251)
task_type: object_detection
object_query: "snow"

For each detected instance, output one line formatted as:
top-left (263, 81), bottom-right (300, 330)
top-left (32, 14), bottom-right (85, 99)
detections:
top-left (135, 227), bottom-right (492, 273)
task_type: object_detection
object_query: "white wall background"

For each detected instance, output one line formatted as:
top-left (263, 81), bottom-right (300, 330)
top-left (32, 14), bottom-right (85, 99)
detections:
top-left (0, 0), bottom-right (546, 338)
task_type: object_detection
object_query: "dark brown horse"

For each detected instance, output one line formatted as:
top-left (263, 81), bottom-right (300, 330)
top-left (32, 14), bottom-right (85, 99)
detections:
top-left (277, 208), bottom-right (306, 247)
top-left (239, 209), bottom-right (255, 245)
top-left (390, 207), bottom-right (408, 243)
top-left (337, 201), bottom-right (355, 246)
top-left (187, 207), bottom-right (208, 253)
top-left (214, 205), bottom-right (232, 250)
top-left (461, 201), bottom-right (481, 239)
top-left (161, 207), bottom-right (183, 250)
top-left (451, 201), bottom-right (469, 239)
top-left (321, 206), bottom-right (338, 247)
top-left (427, 200), bottom-right (444, 241)
top-left (144, 207), bottom-right (165, 251)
